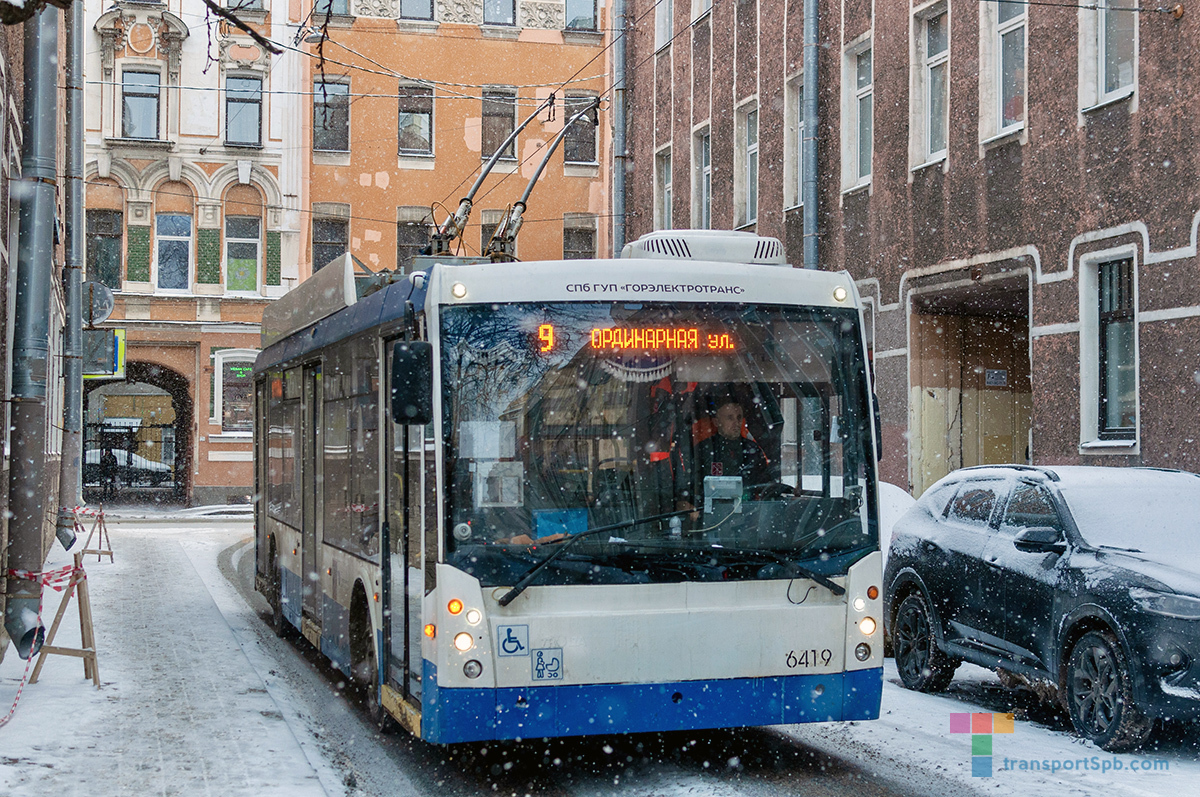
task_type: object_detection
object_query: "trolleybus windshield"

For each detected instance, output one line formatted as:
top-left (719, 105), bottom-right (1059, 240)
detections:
top-left (441, 301), bottom-right (876, 588)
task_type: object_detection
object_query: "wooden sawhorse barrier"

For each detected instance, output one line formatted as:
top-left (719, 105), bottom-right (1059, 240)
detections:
top-left (29, 552), bottom-right (99, 688)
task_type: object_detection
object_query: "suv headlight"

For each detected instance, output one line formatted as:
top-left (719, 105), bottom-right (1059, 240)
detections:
top-left (1130, 588), bottom-right (1200, 620)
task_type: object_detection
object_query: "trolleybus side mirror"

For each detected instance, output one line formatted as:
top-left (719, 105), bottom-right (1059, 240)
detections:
top-left (391, 341), bottom-right (433, 425)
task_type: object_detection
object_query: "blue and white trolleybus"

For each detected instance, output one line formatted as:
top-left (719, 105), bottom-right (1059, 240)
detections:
top-left (254, 230), bottom-right (883, 743)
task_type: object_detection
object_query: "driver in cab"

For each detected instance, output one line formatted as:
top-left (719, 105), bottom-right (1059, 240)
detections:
top-left (678, 395), bottom-right (771, 519)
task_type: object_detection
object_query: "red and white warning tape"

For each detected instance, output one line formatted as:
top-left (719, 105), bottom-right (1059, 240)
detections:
top-left (64, 506), bottom-right (103, 518)
top-left (0, 564), bottom-right (87, 728)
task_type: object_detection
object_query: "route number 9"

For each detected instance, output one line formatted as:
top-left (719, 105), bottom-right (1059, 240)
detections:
top-left (538, 324), bottom-right (554, 352)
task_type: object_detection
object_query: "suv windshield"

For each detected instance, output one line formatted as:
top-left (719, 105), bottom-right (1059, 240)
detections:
top-left (441, 301), bottom-right (876, 587)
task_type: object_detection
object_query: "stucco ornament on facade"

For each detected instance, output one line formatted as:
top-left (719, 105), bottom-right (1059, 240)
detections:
top-left (218, 36), bottom-right (271, 69)
top-left (440, 0), bottom-right (483, 24)
top-left (520, 1), bottom-right (564, 29)
top-left (352, 0), bottom-right (398, 18)
top-left (94, 7), bottom-right (189, 84)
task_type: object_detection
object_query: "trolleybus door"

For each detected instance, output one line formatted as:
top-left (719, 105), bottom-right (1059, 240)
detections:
top-left (302, 363), bottom-right (322, 619)
top-left (385, 345), bottom-right (424, 701)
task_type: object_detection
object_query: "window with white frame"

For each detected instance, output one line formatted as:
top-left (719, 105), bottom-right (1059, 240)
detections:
top-left (122, 71), bottom-right (160, 140)
top-left (786, 78), bottom-right (805, 207)
top-left (694, 0), bottom-right (712, 18)
top-left (155, 213), bottom-right (191, 290)
top-left (1079, 0), bottom-right (1136, 110)
top-left (315, 0), bottom-right (351, 14)
top-left (655, 148), bottom-right (672, 230)
top-left (399, 85), bottom-right (434, 156)
top-left (844, 44), bottom-right (873, 186)
top-left (998, 1), bottom-right (1026, 129)
top-left (225, 216), bottom-right (260, 292)
top-left (399, 0), bottom-right (432, 20)
top-left (694, 128), bottom-right (711, 229)
top-left (922, 10), bottom-right (949, 160)
top-left (482, 89), bottom-right (516, 160)
top-left (1079, 252), bottom-right (1139, 447)
top-left (656, 0), bottom-right (674, 49)
top-left (745, 108), bottom-right (758, 224)
top-left (566, 0), bottom-right (596, 29)
top-left (735, 103), bottom-right (758, 226)
top-left (313, 81), bottom-right (349, 152)
top-left (563, 93), bottom-right (598, 164)
top-left (214, 349), bottom-right (258, 434)
top-left (1098, 258), bottom-right (1136, 439)
top-left (484, 0), bottom-right (515, 25)
top-left (226, 76), bottom-right (263, 146)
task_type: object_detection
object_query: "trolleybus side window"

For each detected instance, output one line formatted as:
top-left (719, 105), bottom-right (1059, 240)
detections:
top-left (267, 367), bottom-right (302, 529)
top-left (322, 335), bottom-right (381, 560)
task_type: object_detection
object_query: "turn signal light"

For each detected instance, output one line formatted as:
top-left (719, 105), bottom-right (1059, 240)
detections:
top-left (867, 585), bottom-right (879, 600)
top-left (423, 624), bottom-right (436, 638)
top-left (448, 599), bottom-right (464, 615)
top-left (860, 616), bottom-right (877, 636)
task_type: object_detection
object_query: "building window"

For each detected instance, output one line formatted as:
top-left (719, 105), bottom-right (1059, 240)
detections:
top-left (87, 210), bottom-right (124, 290)
top-left (655, 149), bottom-right (672, 230)
top-left (786, 80), bottom-right (805, 208)
top-left (313, 219), bottom-right (348, 271)
top-left (922, 11), bottom-right (949, 159)
top-left (1098, 258), bottom-right (1136, 439)
top-left (480, 210), bottom-right (505, 256)
top-left (563, 94), bottom-right (598, 164)
top-left (226, 76), bottom-right (263, 146)
top-left (313, 81), bottom-right (349, 152)
top-left (225, 216), bottom-right (261, 292)
top-left (655, 0), bottom-right (673, 49)
top-left (736, 104), bottom-right (758, 226)
top-left (482, 89), bottom-right (516, 160)
top-left (1099, 0), bottom-right (1135, 98)
top-left (484, 0), bottom-right (515, 25)
top-left (694, 129), bottom-right (711, 228)
top-left (122, 72), bottom-right (160, 140)
top-left (155, 213), bottom-right (191, 290)
top-left (235, 0), bottom-right (264, 9)
top-left (397, 219), bottom-right (429, 272)
top-left (315, 0), bottom-right (350, 13)
top-left (566, 0), bottom-right (596, 29)
top-left (694, 0), bottom-right (712, 18)
top-left (854, 48), bottom-right (873, 182)
top-left (398, 85), bottom-right (434, 156)
top-left (399, 0), bottom-right (432, 20)
top-left (214, 350), bottom-right (258, 434)
top-left (563, 215), bottom-right (597, 259)
top-left (998, 1), bottom-right (1026, 129)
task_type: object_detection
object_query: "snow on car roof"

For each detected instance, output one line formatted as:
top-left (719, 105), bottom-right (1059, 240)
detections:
top-left (1039, 465), bottom-right (1200, 489)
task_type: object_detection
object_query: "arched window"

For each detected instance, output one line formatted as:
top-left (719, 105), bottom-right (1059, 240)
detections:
top-left (154, 181), bottom-right (195, 291)
top-left (223, 184), bottom-right (264, 293)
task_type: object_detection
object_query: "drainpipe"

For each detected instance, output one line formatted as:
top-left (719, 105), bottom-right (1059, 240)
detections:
top-left (5, 8), bottom-right (59, 660)
top-left (56, 0), bottom-right (84, 548)
top-left (612, 0), bottom-right (627, 255)
top-left (802, 0), bottom-right (818, 269)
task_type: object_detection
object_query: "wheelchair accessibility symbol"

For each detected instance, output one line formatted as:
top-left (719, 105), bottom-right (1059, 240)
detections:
top-left (496, 625), bottom-right (528, 657)
top-left (532, 648), bottom-right (563, 681)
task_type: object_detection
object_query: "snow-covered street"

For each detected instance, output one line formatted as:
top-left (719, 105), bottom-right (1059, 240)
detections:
top-left (2, 517), bottom-right (1198, 796)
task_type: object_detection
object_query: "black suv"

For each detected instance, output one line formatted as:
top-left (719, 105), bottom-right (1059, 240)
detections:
top-left (885, 465), bottom-right (1200, 751)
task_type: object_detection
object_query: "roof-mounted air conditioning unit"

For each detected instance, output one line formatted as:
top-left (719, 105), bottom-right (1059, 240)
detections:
top-left (620, 230), bottom-right (788, 266)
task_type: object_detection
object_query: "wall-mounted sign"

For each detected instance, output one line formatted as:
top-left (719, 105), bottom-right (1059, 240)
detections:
top-left (985, 369), bottom-right (1008, 388)
top-left (83, 328), bottom-right (126, 380)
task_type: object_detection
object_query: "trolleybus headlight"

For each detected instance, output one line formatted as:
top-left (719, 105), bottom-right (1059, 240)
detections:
top-left (465, 609), bottom-right (482, 625)
top-left (453, 632), bottom-right (474, 652)
top-left (451, 282), bottom-right (468, 299)
top-left (833, 286), bottom-right (848, 303)
top-left (853, 597), bottom-right (866, 612)
top-left (464, 660), bottom-right (483, 679)
top-left (860, 617), bottom-right (877, 636)
top-left (855, 643), bottom-right (871, 661)
top-left (448, 599), bottom-right (463, 615)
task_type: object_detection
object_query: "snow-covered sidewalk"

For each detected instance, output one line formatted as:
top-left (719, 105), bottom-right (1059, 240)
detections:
top-left (0, 521), bottom-right (340, 796)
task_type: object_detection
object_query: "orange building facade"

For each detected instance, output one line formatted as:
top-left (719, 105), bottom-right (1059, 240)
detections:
top-left (297, 6), bottom-right (612, 274)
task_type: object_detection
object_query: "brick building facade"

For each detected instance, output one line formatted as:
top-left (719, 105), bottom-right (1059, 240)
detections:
top-left (625, 0), bottom-right (1200, 494)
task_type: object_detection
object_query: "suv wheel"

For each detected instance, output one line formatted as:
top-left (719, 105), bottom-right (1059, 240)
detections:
top-left (893, 592), bottom-right (959, 693)
top-left (1066, 630), bottom-right (1153, 751)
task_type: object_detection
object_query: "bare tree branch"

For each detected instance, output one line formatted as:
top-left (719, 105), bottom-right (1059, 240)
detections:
top-left (201, 0), bottom-right (283, 55)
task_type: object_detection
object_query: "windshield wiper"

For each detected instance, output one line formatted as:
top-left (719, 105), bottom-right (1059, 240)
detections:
top-left (707, 544), bottom-right (846, 596)
top-left (1098, 544), bottom-right (1143, 553)
top-left (497, 509), bottom-right (689, 606)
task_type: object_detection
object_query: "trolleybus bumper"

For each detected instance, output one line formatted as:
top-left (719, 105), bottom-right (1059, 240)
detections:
top-left (420, 661), bottom-right (882, 744)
